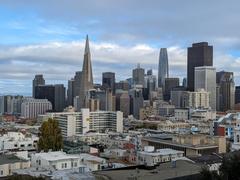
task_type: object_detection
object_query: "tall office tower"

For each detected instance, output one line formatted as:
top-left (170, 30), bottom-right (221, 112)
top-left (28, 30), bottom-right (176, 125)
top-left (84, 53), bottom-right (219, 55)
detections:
top-left (144, 70), bottom-right (157, 100)
top-left (35, 84), bottom-right (66, 112)
top-left (67, 79), bottom-right (74, 106)
top-left (158, 48), bottom-right (169, 88)
top-left (216, 71), bottom-right (235, 111)
top-left (129, 88), bottom-right (144, 119)
top-left (9, 95), bottom-right (23, 114)
top-left (115, 80), bottom-right (130, 91)
top-left (67, 71), bottom-right (82, 106)
top-left (102, 72), bottom-right (115, 95)
top-left (79, 35), bottom-right (94, 108)
top-left (182, 78), bottom-right (187, 88)
top-left (235, 86), bottom-right (240, 104)
top-left (194, 66), bottom-right (216, 110)
top-left (132, 64), bottom-right (145, 87)
top-left (187, 42), bottom-right (213, 91)
top-left (170, 86), bottom-right (187, 108)
top-left (73, 71), bottom-right (82, 97)
top-left (21, 98), bottom-right (52, 119)
top-left (120, 92), bottom-right (130, 118)
top-left (32, 74), bottom-right (45, 98)
top-left (164, 78), bottom-right (179, 101)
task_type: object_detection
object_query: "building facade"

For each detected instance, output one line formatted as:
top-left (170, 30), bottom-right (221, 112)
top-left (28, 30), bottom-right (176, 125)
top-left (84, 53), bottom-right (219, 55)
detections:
top-left (194, 66), bottom-right (216, 110)
top-left (21, 98), bottom-right (52, 119)
top-left (187, 42), bottom-right (213, 91)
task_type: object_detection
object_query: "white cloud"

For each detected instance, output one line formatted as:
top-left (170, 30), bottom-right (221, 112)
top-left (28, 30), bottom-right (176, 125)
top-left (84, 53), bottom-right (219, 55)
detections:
top-left (0, 40), bottom-right (240, 94)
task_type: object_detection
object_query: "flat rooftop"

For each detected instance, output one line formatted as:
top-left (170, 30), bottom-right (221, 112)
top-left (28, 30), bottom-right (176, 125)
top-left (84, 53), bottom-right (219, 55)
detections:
top-left (142, 137), bottom-right (218, 150)
top-left (0, 154), bottom-right (28, 165)
top-left (94, 160), bottom-right (201, 180)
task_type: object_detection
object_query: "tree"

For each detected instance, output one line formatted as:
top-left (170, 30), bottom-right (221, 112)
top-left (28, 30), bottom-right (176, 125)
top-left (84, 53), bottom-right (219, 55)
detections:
top-left (38, 118), bottom-right (63, 152)
top-left (199, 151), bottom-right (240, 180)
top-left (219, 152), bottom-right (240, 180)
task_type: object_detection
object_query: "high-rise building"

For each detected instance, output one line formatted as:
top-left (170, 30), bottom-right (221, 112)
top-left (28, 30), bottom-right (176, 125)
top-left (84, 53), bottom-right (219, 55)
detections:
top-left (194, 66), bottom-right (216, 110)
top-left (67, 71), bottom-right (82, 106)
top-left (32, 74), bottom-right (45, 98)
top-left (164, 78), bottom-right (179, 101)
top-left (144, 69), bottom-right (157, 100)
top-left (187, 42), bottom-right (213, 91)
top-left (79, 35), bottom-right (94, 108)
top-left (67, 79), bottom-right (74, 106)
top-left (120, 92), bottom-right (130, 118)
top-left (182, 89), bottom-right (210, 109)
top-left (132, 64), bottom-right (145, 87)
top-left (158, 48), bottom-right (169, 88)
top-left (115, 81), bottom-right (130, 91)
top-left (102, 72), bottom-right (115, 95)
top-left (216, 71), bottom-right (235, 111)
top-left (182, 78), bottom-right (187, 88)
top-left (47, 109), bottom-right (123, 137)
top-left (21, 98), bottom-right (52, 119)
top-left (0, 95), bottom-right (23, 114)
top-left (235, 86), bottom-right (240, 104)
top-left (129, 88), bottom-right (144, 119)
top-left (35, 84), bottom-right (66, 112)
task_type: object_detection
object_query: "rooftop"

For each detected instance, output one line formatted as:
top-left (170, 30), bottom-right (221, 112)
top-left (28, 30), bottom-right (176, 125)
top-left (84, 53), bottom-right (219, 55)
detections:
top-left (0, 154), bottom-right (28, 165)
top-left (33, 151), bottom-right (79, 161)
top-left (94, 160), bottom-right (201, 180)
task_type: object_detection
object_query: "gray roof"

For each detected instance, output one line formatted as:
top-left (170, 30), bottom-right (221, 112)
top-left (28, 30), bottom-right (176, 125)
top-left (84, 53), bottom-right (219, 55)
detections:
top-left (0, 154), bottom-right (28, 165)
top-left (94, 160), bottom-right (201, 180)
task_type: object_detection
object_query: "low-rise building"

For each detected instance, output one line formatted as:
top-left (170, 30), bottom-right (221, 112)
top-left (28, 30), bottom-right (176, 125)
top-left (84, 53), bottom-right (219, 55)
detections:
top-left (0, 154), bottom-right (30, 177)
top-left (142, 134), bottom-right (226, 156)
top-left (137, 146), bottom-right (184, 166)
top-left (31, 151), bottom-right (81, 171)
top-left (0, 132), bottom-right (38, 151)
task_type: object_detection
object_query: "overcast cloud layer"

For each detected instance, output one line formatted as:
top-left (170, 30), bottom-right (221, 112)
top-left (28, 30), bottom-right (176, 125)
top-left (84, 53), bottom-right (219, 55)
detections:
top-left (0, 0), bottom-right (240, 95)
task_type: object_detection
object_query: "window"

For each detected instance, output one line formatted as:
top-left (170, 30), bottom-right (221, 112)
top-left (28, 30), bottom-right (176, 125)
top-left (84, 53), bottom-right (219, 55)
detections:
top-left (0, 170), bottom-right (3, 175)
top-left (62, 163), bottom-right (64, 168)
top-left (65, 163), bottom-right (67, 168)
top-left (74, 162), bottom-right (78, 167)
top-left (237, 134), bottom-right (240, 143)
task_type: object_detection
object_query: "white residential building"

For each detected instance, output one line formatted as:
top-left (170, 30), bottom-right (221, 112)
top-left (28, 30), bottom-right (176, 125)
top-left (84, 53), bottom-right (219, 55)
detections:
top-left (31, 151), bottom-right (107, 172)
top-left (21, 98), bottom-right (52, 119)
top-left (31, 151), bottom-right (82, 170)
top-left (0, 132), bottom-right (38, 151)
top-left (46, 108), bottom-right (123, 137)
top-left (137, 146), bottom-right (184, 167)
top-left (0, 154), bottom-right (30, 177)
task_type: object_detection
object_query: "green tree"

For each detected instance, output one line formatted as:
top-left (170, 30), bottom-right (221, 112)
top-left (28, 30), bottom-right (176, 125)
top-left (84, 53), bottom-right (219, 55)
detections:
top-left (219, 152), bottom-right (240, 180)
top-left (199, 151), bottom-right (240, 180)
top-left (38, 118), bottom-right (63, 152)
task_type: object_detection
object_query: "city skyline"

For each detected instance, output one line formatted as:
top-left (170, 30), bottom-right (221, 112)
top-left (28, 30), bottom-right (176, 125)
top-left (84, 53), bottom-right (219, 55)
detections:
top-left (0, 0), bottom-right (240, 95)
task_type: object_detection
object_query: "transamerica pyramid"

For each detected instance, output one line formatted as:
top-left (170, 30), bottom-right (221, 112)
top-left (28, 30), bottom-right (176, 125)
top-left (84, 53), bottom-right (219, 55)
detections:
top-left (79, 35), bottom-right (94, 108)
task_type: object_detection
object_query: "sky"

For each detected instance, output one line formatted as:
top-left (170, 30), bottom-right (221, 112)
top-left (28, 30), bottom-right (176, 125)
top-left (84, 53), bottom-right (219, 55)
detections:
top-left (0, 0), bottom-right (240, 95)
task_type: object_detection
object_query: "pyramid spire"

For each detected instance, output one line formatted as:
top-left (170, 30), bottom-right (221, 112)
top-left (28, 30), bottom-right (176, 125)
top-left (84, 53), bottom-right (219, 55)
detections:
top-left (84, 35), bottom-right (90, 54)
top-left (79, 35), bottom-right (94, 108)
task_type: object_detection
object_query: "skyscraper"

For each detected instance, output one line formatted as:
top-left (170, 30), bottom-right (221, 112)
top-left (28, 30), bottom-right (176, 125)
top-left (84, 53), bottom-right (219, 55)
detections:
top-left (132, 64), bottom-right (145, 87)
top-left (187, 42), bottom-right (213, 91)
top-left (79, 35), bottom-right (94, 108)
top-left (102, 72), bottom-right (115, 94)
top-left (216, 71), bottom-right (235, 111)
top-left (35, 84), bottom-right (66, 112)
top-left (194, 66), bottom-right (216, 110)
top-left (164, 78), bottom-right (179, 101)
top-left (32, 74), bottom-right (45, 98)
top-left (158, 48), bottom-right (169, 88)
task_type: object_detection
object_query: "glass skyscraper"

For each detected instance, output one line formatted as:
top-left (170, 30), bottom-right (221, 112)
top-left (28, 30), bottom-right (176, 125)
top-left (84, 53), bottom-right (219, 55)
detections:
top-left (158, 48), bottom-right (169, 88)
